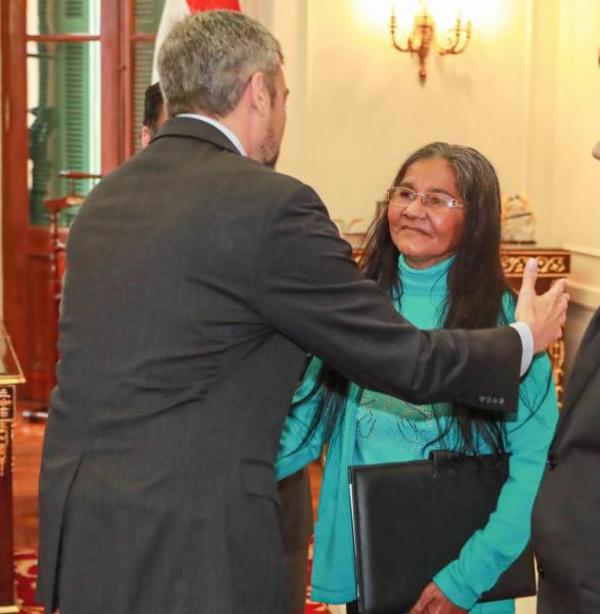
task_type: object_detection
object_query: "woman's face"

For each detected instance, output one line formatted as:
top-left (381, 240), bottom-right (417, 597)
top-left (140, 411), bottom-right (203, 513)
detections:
top-left (387, 157), bottom-right (466, 269)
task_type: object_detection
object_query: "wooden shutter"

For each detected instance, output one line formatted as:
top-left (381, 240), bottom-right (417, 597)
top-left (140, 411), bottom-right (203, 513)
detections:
top-left (132, 0), bottom-right (164, 152)
top-left (54, 0), bottom-right (96, 223)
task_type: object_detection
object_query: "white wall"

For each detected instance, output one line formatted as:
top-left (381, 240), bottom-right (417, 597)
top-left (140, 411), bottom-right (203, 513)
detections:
top-left (547, 0), bottom-right (600, 356)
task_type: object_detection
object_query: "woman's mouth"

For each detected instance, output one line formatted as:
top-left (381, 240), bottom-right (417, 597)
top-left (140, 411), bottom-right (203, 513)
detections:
top-left (399, 225), bottom-right (431, 237)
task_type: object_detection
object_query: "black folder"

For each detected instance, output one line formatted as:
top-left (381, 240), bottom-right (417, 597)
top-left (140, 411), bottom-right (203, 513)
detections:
top-left (349, 451), bottom-right (536, 614)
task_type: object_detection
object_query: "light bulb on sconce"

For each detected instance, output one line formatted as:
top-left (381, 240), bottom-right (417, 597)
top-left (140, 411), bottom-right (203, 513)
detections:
top-left (390, 1), bottom-right (472, 84)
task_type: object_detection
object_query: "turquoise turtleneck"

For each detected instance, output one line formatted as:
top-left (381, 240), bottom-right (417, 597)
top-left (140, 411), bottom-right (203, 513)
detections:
top-left (397, 252), bottom-right (454, 298)
top-left (276, 255), bottom-right (558, 612)
top-left (356, 255), bottom-right (455, 465)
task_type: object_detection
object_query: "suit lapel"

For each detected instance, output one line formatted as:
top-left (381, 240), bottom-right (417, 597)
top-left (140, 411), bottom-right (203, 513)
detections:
top-left (151, 116), bottom-right (242, 155)
top-left (552, 307), bottom-right (600, 446)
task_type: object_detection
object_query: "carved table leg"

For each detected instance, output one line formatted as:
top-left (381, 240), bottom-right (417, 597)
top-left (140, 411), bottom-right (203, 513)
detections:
top-left (0, 386), bottom-right (19, 612)
top-left (548, 338), bottom-right (566, 410)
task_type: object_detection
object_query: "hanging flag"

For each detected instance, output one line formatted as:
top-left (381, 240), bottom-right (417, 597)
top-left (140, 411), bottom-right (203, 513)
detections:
top-left (187, 0), bottom-right (241, 9)
top-left (152, 0), bottom-right (242, 81)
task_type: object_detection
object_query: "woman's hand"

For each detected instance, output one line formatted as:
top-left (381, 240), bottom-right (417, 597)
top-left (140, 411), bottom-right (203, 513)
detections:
top-left (409, 582), bottom-right (468, 614)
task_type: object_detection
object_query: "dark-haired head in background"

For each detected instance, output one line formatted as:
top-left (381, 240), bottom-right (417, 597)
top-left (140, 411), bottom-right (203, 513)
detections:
top-left (141, 82), bottom-right (168, 148)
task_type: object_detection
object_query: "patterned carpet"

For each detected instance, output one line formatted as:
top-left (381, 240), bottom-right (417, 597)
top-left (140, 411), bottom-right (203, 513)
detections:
top-left (14, 551), bottom-right (43, 614)
top-left (14, 547), bottom-right (330, 613)
top-left (305, 540), bottom-right (331, 613)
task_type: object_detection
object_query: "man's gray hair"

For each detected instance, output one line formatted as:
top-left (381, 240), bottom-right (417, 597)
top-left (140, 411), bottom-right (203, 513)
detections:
top-left (158, 10), bottom-right (283, 117)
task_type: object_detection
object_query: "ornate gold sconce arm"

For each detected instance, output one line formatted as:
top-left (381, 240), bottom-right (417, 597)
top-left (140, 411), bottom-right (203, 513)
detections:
top-left (437, 17), bottom-right (472, 55)
top-left (390, 7), bottom-right (472, 83)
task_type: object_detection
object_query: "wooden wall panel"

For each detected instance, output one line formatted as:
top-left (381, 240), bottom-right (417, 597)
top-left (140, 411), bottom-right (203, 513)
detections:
top-left (2, 1), bottom-right (29, 396)
top-left (25, 227), bottom-right (56, 401)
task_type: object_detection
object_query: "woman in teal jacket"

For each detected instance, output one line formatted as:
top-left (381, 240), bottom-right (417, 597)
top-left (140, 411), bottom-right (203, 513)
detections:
top-left (276, 143), bottom-right (558, 614)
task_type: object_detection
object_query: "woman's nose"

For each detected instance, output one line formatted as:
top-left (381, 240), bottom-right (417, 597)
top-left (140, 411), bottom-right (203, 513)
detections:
top-left (402, 196), bottom-right (427, 218)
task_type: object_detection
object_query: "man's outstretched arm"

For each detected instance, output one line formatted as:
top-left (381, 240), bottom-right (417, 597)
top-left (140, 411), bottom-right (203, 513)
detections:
top-left (255, 184), bottom-right (567, 412)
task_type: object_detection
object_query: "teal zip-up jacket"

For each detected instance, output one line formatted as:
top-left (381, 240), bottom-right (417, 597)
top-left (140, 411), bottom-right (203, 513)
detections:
top-left (276, 256), bottom-right (558, 612)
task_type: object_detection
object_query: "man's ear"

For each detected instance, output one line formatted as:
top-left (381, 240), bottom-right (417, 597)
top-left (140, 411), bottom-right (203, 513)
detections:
top-left (246, 72), bottom-right (270, 116)
top-left (141, 126), bottom-right (152, 149)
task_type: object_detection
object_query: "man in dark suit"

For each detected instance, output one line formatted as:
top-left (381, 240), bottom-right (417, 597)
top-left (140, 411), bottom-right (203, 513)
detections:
top-left (532, 144), bottom-right (600, 613)
top-left (37, 11), bottom-right (567, 614)
top-left (140, 76), bottom-right (313, 614)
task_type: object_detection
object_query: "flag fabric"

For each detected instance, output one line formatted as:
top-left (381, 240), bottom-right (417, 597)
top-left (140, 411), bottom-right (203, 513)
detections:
top-left (187, 0), bottom-right (241, 9)
top-left (152, 0), bottom-right (242, 81)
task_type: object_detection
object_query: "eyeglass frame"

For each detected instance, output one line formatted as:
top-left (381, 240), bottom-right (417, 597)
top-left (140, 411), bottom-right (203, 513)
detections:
top-left (386, 186), bottom-right (466, 211)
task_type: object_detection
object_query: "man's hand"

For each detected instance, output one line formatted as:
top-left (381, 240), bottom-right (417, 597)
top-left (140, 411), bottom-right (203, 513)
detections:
top-left (409, 582), bottom-right (467, 614)
top-left (515, 258), bottom-right (569, 353)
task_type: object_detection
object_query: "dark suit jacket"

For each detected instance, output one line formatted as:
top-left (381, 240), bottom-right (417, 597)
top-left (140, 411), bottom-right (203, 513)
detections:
top-left (278, 468), bottom-right (312, 554)
top-left (533, 307), bottom-right (600, 613)
top-left (278, 467), bottom-right (313, 614)
top-left (37, 117), bottom-right (522, 614)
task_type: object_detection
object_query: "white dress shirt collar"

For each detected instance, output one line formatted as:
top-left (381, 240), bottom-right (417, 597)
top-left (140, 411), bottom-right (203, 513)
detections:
top-left (177, 113), bottom-right (247, 156)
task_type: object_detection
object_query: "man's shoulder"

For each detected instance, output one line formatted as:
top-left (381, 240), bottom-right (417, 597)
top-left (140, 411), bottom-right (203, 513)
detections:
top-left (585, 306), bottom-right (600, 338)
top-left (231, 157), bottom-right (318, 200)
top-left (223, 158), bottom-right (325, 220)
top-left (577, 306), bottom-right (600, 366)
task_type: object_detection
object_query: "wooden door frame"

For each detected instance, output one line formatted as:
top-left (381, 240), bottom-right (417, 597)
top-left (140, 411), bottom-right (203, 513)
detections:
top-left (2, 1), bottom-right (28, 380)
top-left (1, 0), bottom-right (134, 399)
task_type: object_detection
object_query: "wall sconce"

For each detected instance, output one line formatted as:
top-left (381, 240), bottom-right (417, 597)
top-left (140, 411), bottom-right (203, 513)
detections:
top-left (390, 2), bottom-right (472, 83)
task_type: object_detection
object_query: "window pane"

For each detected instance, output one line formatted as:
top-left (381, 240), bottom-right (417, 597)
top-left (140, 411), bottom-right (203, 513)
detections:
top-left (135, 0), bottom-right (165, 34)
top-left (27, 41), bottom-right (102, 226)
top-left (27, 0), bottom-right (101, 36)
top-left (133, 42), bottom-right (157, 154)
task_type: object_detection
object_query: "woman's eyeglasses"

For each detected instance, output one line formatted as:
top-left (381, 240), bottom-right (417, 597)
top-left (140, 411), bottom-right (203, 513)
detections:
top-left (387, 187), bottom-right (465, 211)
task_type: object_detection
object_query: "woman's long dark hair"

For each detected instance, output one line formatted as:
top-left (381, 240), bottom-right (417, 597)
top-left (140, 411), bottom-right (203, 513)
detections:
top-left (297, 142), bottom-right (513, 455)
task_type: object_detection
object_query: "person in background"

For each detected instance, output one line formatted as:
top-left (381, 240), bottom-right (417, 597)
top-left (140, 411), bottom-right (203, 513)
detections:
top-left (277, 142), bottom-right (559, 614)
top-left (531, 140), bottom-right (600, 613)
top-left (36, 10), bottom-right (567, 614)
top-left (140, 78), bottom-right (313, 614)
top-left (141, 82), bottom-right (168, 148)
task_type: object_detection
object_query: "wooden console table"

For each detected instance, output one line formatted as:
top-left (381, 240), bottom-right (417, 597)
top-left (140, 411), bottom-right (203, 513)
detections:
top-left (0, 325), bottom-right (26, 613)
top-left (500, 247), bottom-right (570, 407)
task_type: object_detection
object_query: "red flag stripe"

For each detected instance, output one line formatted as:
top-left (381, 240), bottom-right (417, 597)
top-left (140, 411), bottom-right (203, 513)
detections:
top-left (186, 0), bottom-right (240, 11)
